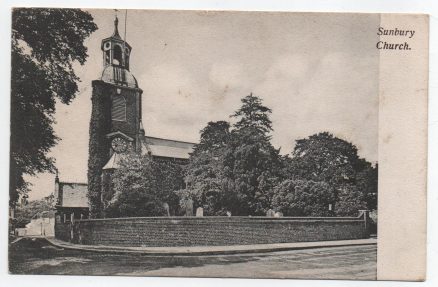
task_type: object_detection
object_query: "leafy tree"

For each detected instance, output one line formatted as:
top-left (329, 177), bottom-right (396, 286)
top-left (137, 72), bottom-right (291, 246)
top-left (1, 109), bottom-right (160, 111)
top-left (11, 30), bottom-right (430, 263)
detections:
top-left (356, 162), bottom-right (378, 211)
top-left (224, 94), bottom-right (283, 215)
top-left (183, 95), bottom-right (284, 216)
top-left (287, 132), bottom-right (377, 215)
top-left (335, 184), bottom-right (368, 216)
top-left (272, 180), bottom-right (336, 216)
top-left (191, 121), bottom-right (231, 157)
top-left (105, 153), bottom-right (183, 217)
top-left (289, 132), bottom-right (359, 185)
top-left (12, 194), bottom-right (55, 229)
top-left (182, 121), bottom-right (234, 215)
top-left (10, 8), bottom-right (97, 207)
top-left (232, 93), bottom-right (273, 136)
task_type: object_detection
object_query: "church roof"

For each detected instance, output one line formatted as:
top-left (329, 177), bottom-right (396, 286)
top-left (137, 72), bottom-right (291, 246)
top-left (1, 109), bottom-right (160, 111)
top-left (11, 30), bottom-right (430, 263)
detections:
top-left (102, 153), bottom-right (121, 170)
top-left (143, 136), bottom-right (195, 159)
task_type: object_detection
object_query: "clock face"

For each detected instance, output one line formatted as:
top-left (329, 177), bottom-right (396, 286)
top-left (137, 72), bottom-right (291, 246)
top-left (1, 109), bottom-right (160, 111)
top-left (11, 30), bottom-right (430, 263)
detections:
top-left (111, 137), bottom-right (128, 153)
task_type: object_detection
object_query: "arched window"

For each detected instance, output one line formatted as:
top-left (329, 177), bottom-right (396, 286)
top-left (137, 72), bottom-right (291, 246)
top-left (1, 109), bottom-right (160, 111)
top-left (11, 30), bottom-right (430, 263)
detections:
top-left (112, 96), bottom-right (126, 121)
top-left (113, 45), bottom-right (123, 66)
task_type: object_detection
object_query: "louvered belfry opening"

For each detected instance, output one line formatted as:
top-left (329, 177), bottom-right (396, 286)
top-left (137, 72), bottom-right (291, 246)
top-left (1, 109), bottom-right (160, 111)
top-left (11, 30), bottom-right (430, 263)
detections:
top-left (111, 95), bottom-right (126, 121)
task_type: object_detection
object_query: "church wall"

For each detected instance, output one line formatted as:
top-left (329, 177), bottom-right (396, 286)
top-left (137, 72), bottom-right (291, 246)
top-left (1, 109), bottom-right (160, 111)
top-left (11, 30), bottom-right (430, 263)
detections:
top-left (58, 214), bottom-right (370, 247)
top-left (88, 80), bottom-right (112, 218)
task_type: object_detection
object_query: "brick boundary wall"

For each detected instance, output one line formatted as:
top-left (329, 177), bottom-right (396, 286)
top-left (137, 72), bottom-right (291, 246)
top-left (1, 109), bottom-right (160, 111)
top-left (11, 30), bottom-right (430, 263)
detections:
top-left (55, 220), bottom-right (71, 242)
top-left (55, 211), bottom-right (370, 247)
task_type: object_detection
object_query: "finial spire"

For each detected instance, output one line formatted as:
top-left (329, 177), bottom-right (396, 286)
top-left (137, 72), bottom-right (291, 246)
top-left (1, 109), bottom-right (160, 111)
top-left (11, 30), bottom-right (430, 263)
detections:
top-left (113, 10), bottom-right (121, 38)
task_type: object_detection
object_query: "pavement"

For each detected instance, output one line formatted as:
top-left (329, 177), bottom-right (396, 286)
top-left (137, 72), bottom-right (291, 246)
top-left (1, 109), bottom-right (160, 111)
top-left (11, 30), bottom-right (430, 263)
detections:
top-left (45, 237), bottom-right (377, 256)
top-left (10, 237), bottom-right (377, 278)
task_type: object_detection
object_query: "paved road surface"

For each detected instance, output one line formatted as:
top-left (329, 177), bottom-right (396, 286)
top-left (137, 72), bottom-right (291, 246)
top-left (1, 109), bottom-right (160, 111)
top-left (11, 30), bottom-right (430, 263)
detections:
top-left (9, 238), bottom-right (376, 280)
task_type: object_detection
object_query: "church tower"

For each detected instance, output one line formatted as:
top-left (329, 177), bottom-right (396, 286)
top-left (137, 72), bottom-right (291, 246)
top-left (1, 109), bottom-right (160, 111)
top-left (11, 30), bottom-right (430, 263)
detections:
top-left (87, 15), bottom-right (144, 218)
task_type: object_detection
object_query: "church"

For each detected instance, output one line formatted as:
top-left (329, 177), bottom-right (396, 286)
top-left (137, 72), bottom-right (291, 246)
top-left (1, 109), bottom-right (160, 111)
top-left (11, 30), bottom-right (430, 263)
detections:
top-left (55, 16), bottom-right (195, 221)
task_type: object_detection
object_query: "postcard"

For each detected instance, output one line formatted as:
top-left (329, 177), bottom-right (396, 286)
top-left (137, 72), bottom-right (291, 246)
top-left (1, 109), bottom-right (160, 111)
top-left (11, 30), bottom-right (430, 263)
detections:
top-left (8, 8), bottom-right (428, 281)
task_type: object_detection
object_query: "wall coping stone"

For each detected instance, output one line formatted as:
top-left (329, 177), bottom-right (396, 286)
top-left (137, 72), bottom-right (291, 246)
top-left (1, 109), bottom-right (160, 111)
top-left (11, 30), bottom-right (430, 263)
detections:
top-left (77, 214), bottom-right (365, 223)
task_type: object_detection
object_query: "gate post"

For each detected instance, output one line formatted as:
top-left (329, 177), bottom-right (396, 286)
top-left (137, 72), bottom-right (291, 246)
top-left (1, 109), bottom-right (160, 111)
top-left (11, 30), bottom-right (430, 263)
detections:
top-left (70, 212), bottom-right (75, 242)
top-left (358, 209), bottom-right (370, 235)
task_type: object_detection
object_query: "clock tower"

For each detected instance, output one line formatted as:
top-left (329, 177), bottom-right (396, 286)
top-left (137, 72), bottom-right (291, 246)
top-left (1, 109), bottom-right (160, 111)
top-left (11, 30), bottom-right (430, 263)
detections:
top-left (87, 15), bottom-right (145, 218)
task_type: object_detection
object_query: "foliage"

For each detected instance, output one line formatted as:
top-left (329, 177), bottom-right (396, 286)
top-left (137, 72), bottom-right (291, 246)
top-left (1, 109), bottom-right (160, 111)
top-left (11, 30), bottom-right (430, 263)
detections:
top-left (272, 180), bottom-right (336, 216)
top-left (182, 121), bottom-right (235, 215)
top-left (334, 184), bottom-right (368, 216)
top-left (287, 132), bottom-right (377, 215)
top-left (181, 94), bottom-right (285, 216)
top-left (356, 162), bottom-right (378, 211)
top-left (12, 194), bottom-right (55, 229)
top-left (105, 153), bottom-right (183, 217)
top-left (289, 132), bottom-right (359, 185)
top-left (88, 84), bottom-right (112, 218)
top-left (184, 104), bottom-right (377, 217)
top-left (224, 94), bottom-right (283, 215)
top-left (10, 8), bottom-right (97, 207)
top-left (191, 121), bottom-right (231, 157)
top-left (232, 94), bottom-right (273, 135)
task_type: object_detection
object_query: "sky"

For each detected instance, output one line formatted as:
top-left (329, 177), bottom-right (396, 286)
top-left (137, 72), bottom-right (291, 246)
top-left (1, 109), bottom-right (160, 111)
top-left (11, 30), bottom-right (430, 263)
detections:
top-left (25, 9), bottom-right (380, 200)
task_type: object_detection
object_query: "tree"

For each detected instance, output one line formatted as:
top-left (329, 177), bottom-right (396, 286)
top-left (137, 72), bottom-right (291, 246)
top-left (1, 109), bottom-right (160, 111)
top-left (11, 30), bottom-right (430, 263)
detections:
top-left (182, 121), bottom-right (234, 215)
top-left (286, 132), bottom-right (377, 215)
top-left (356, 162), bottom-right (378, 211)
top-left (232, 94), bottom-right (273, 136)
top-left (10, 8), bottom-right (97, 207)
top-left (224, 94), bottom-right (283, 215)
top-left (12, 194), bottom-right (55, 229)
top-left (272, 180), bottom-right (336, 216)
top-left (335, 184), bottom-right (368, 216)
top-left (105, 153), bottom-right (183, 217)
top-left (289, 132), bottom-right (359, 185)
top-left (183, 94), bottom-right (284, 216)
top-left (191, 121), bottom-right (231, 157)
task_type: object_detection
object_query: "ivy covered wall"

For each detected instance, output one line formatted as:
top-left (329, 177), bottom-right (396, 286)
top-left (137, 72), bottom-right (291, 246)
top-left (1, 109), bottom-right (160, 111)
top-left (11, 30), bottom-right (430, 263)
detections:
top-left (87, 80), bottom-right (112, 218)
top-left (87, 80), bottom-right (143, 218)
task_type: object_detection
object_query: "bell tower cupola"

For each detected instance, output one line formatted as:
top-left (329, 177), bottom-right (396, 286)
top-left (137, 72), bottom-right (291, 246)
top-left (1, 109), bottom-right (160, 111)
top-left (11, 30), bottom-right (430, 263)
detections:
top-left (102, 16), bottom-right (132, 70)
top-left (100, 15), bottom-right (137, 88)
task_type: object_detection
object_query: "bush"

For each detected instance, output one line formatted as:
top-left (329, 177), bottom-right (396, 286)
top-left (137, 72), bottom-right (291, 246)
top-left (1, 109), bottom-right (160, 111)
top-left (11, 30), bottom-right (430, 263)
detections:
top-left (272, 179), bottom-right (336, 216)
top-left (105, 189), bottom-right (167, 217)
top-left (334, 184), bottom-right (368, 216)
top-left (105, 153), bottom-right (184, 217)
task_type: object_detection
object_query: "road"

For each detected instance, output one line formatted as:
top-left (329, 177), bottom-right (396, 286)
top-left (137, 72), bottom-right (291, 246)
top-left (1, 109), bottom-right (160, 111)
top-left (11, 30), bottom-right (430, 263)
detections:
top-left (9, 237), bottom-right (376, 280)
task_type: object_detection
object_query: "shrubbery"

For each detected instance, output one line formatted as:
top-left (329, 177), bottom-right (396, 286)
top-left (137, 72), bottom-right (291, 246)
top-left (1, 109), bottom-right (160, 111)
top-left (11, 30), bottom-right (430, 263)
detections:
top-left (11, 195), bottom-right (55, 230)
top-left (105, 153), bottom-right (182, 217)
top-left (272, 180), bottom-right (336, 216)
top-left (107, 94), bottom-right (377, 218)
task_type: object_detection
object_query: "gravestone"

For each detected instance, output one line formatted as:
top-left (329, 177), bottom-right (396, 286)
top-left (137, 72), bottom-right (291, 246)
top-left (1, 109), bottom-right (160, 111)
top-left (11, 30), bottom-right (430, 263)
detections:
top-left (163, 202), bottom-right (170, 216)
top-left (184, 198), bottom-right (194, 216)
top-left (266, 209), bottom-right (275, 217)
top-left (196, 207), bottom-right (204, 217)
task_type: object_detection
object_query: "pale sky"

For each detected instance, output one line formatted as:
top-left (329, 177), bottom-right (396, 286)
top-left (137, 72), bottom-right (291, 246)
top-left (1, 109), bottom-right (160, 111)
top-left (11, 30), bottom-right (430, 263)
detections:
top-left (25, 10), bottom-right (380, 200)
